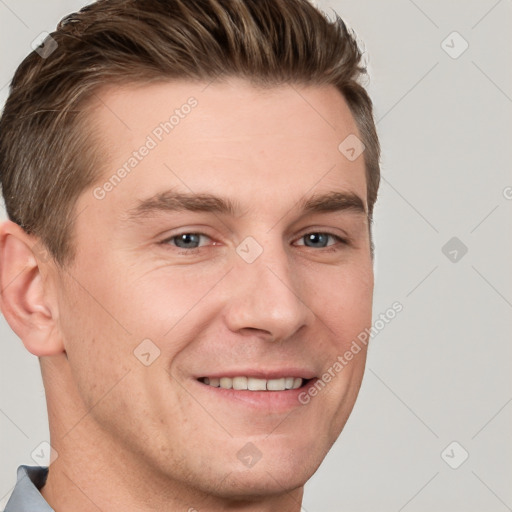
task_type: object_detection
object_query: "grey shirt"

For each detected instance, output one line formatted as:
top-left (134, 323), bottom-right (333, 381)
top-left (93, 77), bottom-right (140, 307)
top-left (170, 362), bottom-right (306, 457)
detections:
top-left (3, 466), bottom-right (53, 511)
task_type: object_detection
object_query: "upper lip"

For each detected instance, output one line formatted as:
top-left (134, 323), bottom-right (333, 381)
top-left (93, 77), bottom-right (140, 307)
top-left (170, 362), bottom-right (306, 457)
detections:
top-left (195, 368), bottom-right (317, 380)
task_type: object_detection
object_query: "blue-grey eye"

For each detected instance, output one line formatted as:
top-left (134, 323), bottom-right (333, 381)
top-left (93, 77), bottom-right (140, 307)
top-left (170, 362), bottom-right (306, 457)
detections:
top-left (302, 233), bottom-right (332, 248)
top-left (172, 233), bottom-right (203, 249)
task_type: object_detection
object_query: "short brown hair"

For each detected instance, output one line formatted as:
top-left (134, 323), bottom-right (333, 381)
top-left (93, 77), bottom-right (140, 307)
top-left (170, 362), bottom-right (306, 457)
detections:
top-left (0, 0), bottom-right (380, 266)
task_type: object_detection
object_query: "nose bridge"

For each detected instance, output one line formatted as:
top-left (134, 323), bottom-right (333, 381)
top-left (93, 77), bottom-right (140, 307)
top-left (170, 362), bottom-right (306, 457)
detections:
top-left (223, 233), bottom-right (314, 341)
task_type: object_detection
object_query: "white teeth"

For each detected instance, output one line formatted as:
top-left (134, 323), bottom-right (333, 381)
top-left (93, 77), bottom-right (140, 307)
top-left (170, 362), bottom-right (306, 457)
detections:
top-left (219, 377), bottom-right (232, 389)
top-left (232, 376), bottom-right (248, 390)
top-left (285, 377), bottom-right (295, 389)
top-left (201, 376), bottom-right (305, 391)
top-left (267, 378), bottom-right (286, 391)
top-left (248, 377), bottom-right (267, 391)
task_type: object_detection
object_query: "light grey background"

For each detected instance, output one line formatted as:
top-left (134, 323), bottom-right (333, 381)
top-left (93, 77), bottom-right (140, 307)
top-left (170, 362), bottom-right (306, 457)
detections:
top-left (1, 1), bottom-right (511, 510)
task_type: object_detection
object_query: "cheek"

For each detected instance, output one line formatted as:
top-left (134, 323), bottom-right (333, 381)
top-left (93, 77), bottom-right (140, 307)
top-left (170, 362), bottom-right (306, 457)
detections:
top-left (57, 259), bottom-right (228, 403)
top-left (306, 259), bottom-right (374, 335)
top-left (54, 267), bottom-right (143, 409)
top-left (127, 262), bottom-right (230, 343)
top-left (62, 255), bottom-right (213, 343)
top-left (303, 260), bottom-right (372, 403)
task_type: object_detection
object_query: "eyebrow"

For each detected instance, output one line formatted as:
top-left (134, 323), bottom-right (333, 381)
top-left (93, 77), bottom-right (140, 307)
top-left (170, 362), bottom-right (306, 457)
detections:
top-left (125, 189), bottom-right (367, 223)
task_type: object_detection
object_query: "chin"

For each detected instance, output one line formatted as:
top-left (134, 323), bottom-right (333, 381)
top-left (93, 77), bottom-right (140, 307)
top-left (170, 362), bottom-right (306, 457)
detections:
top-left (213, 439), bottom-right (324, 498)
top-left (209, 464), bottom-right (313, 501)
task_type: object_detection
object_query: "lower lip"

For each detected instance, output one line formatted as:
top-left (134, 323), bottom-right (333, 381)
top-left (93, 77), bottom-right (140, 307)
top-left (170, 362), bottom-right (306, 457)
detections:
top-left (192, 378), bottom-right (318, 411)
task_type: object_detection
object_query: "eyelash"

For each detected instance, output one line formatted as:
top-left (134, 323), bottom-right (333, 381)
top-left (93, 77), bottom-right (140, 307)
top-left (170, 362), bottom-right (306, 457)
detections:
top-left (159, 231), bottom-right (349, 254)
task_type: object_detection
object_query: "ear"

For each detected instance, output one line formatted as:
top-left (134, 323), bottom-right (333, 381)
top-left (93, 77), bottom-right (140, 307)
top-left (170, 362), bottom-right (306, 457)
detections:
top-left (0, 220), bottom-right (65, 356)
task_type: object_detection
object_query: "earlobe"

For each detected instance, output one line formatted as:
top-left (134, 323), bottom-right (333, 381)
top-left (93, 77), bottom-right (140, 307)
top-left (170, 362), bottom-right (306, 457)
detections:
top-left (0, 220), bottom-right (65, 356)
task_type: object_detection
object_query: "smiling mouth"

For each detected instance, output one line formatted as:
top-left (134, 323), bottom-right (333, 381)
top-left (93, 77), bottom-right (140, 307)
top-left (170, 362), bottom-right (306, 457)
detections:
top-left (197, 376), bottom-right (312, 391)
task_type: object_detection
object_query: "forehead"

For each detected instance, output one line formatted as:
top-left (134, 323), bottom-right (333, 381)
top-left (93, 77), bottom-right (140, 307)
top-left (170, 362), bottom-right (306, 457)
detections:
top-left (80, 79), bottom-right (367, 220)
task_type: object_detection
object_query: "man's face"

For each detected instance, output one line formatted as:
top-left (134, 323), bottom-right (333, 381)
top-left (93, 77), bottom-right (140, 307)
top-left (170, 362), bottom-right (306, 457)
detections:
top-left (51, 79), bottom-right (373, 497)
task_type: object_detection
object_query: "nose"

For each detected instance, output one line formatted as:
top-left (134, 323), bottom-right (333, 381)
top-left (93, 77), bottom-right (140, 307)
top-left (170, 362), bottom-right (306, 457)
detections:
top-left (222, 237), bottom-right (315, 343)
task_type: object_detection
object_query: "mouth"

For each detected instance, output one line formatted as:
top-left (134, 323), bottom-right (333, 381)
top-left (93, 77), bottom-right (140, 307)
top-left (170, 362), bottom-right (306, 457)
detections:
top-left (192, 369), bottom-right (318, 411)
top-left (197, 376), bottom-right (313, 391)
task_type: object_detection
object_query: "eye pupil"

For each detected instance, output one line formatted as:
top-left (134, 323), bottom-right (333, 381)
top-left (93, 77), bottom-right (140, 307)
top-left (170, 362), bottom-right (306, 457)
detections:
top-left (304, 233), bottom-right (329, 248)
top-left (174, 233), bottom-right (201, 249)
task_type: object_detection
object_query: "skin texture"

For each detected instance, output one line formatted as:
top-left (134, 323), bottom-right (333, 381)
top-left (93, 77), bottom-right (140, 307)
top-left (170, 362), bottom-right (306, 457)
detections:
top-left (0, 78), bottom-right (374, 511)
